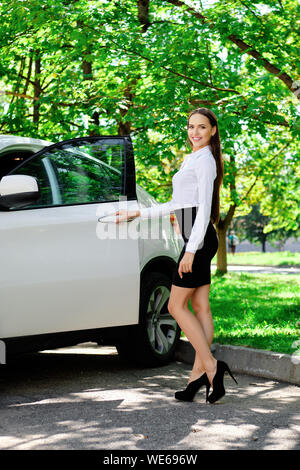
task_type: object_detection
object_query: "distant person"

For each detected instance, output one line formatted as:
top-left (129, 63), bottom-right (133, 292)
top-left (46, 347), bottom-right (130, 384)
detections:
top-left (228, 230), bottom-right (239, 254)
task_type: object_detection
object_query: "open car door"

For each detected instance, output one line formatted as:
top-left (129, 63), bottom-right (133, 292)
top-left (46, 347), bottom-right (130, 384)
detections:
top-left (0, 136), bottom-right (140, 339)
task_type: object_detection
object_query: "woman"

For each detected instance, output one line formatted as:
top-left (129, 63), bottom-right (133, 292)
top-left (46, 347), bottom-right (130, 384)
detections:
top-left (114, 108), bottom-right (237, 404)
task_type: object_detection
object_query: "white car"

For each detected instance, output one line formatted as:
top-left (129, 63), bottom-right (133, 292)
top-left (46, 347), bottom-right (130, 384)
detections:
top-left (0, 135), bottom-right (183, 367)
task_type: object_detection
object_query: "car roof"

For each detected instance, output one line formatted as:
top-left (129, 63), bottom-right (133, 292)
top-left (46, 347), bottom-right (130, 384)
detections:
top-left (0, 135), bottom-right (53, 153)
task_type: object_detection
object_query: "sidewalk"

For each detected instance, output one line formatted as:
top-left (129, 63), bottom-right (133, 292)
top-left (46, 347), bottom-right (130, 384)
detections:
top-left (175, 338), bottom-right (300, 386)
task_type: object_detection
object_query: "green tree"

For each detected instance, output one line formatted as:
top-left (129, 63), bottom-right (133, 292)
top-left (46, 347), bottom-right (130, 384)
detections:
top-left (0, 0), bottom-right (299, 273)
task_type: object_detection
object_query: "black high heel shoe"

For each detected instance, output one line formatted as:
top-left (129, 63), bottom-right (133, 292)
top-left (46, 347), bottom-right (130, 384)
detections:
top-left (175, 373), bottom-right (210, 402)
top-left (207, 360), bottom-right (238, 404)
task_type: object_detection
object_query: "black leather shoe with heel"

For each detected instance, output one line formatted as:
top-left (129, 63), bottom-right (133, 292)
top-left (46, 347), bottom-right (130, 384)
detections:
top-left (207, 360), bottom-right (238, 404)
top-left (175, 373), bottom-right (210, 402)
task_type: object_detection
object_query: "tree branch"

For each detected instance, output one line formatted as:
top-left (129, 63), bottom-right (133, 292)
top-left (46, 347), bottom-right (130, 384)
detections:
top-left (239, 142), bottom-right (291, 203)
top-left (23, 57), bottom-right (33, 95)
top-left (33, 53), bottom-right (41, 124)
top-left (239, 1), bottom-right (263, 23)
top-left (190, 98), bottom-right (290, 127)
top-left (18, 73), bottom-right (36, 88)
top-left (0, 91), bottom-right (290, 128)
top-left (85, 24), bottom-right (240, 95)
top-left (0, 29), bottom-right (38, 49)
top-left (163, 0), bottom-right (299, 98)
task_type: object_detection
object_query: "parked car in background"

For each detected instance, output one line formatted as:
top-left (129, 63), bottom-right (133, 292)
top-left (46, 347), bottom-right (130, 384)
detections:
top-left (0, 135), bottom-right (183, 367)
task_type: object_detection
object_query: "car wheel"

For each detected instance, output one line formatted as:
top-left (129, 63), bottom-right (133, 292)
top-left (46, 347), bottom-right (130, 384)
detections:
top-left (116, 272), bottom-right (181, 367)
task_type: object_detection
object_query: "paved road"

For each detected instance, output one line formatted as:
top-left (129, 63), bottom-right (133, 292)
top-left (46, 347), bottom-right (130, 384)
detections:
top-left (212, 264), bottom-right (300, 275)
top-left (0, 345), bottom-right (299, 451)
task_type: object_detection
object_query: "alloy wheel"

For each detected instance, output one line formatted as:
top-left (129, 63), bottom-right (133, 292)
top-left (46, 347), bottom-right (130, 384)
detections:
top-left (146, 285), bottom-right (178, 355)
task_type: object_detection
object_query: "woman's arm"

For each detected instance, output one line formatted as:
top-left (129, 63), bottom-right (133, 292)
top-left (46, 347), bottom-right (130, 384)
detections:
top-left (185, 156), bottom-right (217, 254)
top-left (138, 200), bottom-right (176, 219)
top-left (115, 199), bottom-right (177, 223)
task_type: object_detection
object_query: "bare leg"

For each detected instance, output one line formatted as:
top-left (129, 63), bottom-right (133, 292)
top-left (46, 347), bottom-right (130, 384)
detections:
top-left (188, 284), bottom-right (214, 384)
top-left (168, 284), bottom-right (217, 386)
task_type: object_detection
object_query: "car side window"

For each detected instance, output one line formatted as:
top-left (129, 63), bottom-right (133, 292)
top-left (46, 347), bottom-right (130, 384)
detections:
top-left (10, 139), bottom-right (125, 208)
top-left (0, 150), bottom-right (35, 179)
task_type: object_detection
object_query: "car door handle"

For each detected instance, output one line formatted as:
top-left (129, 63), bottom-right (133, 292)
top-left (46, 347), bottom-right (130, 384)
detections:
top-left (98, 214), bottom-right (135, 223)
top-left (98, 213), bottom-right (118, 223)
top-left (98, 212), bottom-right (138, 223)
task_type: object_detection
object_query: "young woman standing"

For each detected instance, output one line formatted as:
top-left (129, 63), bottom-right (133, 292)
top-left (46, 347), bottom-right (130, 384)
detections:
top-left (115, 108), bottom-right (237, 404)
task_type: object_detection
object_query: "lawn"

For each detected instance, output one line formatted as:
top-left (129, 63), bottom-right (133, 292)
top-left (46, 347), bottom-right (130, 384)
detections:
top-left (211, 250), bottom-right (300, 267)
top-left (185, 271), bottom-right (300, 356)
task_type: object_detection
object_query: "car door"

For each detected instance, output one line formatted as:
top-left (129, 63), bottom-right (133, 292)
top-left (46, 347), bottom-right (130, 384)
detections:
top-left (0, 136), bottom-right (140, 338)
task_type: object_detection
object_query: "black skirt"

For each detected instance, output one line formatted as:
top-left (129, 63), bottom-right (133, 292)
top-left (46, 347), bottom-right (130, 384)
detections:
top-left (172, 206), bottom-right (218, 288)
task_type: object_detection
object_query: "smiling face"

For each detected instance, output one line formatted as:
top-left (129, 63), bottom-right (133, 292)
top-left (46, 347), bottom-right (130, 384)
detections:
top-left (187, 113), bottom-right (216, 152)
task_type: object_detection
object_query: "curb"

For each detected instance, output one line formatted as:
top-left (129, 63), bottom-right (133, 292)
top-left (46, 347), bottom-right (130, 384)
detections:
top-left (174, 338), bottom-right (300, 386)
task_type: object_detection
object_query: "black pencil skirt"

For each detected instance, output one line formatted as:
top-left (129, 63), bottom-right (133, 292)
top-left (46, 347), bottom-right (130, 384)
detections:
top-left (171, 206), bottom-right (218, 288)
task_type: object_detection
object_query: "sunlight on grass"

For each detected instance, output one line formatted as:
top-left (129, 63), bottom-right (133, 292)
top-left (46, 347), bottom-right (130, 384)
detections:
top-left (185, 271), bottom-right (300, 355)
top-left (216, 250), bottom-right (300, 267)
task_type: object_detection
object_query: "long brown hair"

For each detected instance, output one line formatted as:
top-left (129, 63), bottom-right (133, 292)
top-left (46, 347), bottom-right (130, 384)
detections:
top-left (186, 107), bottom-right (223, 225)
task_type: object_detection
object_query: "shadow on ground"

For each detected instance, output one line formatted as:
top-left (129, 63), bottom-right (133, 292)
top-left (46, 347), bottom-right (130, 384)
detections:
top-left (0, 348), bottom-right (299, 450)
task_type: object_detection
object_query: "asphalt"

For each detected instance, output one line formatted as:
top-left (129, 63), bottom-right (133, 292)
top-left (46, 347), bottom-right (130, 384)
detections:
top-left (0, 344), bottom-right (299, 450)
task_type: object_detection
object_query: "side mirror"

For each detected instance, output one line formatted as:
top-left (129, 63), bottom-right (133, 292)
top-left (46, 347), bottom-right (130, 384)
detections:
top-left (0, 175), bottom-right (40, 210)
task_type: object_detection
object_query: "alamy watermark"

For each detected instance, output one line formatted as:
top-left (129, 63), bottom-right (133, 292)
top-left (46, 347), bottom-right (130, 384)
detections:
top-left (95, 196), bottom-right (204, 244)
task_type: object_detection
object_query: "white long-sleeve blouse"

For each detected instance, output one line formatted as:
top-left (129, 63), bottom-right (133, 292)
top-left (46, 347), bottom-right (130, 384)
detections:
top-left (139, 144), bottom-right (217, 253)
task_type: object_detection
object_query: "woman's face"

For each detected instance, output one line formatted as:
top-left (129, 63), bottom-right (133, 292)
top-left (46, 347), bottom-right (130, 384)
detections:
top-left (187, 113), bottom-right (216, 152)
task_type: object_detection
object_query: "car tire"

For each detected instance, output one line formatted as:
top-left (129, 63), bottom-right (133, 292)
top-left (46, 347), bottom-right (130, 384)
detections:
top-left (116, 272), bottom-right (181, 367)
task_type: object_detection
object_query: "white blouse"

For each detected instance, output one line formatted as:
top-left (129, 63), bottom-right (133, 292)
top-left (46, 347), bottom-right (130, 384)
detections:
top-left (139, 144), bottom-right (217, 253)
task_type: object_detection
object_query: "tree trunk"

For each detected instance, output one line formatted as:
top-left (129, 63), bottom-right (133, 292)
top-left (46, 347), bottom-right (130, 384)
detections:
top-left (215, 203), bottom-right (236, 274)
top-left (138, 0), bottom-right (151, 33)
top-left (117, 84), bottom-right (135, 136)
top-left (261, 233), bottom-right (267, 252)
top-left (23, 56), bottom-right (33, 95)
top-left (216, 225), bottom-right (228, 274)
top-left (116, 1), bottom-right (151, 135)
top-left (278, 239), bottom-right (284, 251)
top-left (33, 53), bottom-right (41, 125)
top-left (80, 49), bottom-right (101, 135)
top-left (118, 121), bottom-right (132, 136)
top-left (82, 58), bottom-right (92, 78)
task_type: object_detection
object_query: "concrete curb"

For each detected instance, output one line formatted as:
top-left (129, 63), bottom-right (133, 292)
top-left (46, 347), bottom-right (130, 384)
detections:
top-left (174, 338), bottom-right (300, 386)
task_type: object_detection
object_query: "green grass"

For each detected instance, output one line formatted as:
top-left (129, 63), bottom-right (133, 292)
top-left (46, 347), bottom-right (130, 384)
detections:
top-left (185, 271), bottom-right (300, 355)
top-left (211, 250), bottom-right (300, 267)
